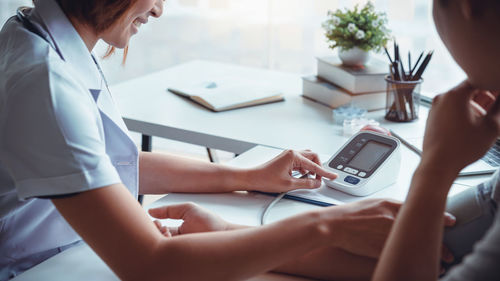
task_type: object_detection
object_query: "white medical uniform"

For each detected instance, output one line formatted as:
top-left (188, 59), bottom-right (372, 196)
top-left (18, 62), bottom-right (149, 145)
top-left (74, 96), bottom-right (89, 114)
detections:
top-left (0, 0), bottom-right (139, 278)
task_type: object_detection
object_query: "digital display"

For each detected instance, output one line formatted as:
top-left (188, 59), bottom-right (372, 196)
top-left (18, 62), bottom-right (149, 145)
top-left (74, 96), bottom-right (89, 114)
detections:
top-left (348, 141), bottom-right (391, 171)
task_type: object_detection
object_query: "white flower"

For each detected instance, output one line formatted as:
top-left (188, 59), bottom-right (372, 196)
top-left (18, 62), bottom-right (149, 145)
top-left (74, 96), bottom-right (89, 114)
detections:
top-left (347, 23), bottom-right (357, 33)
top-left (378, 19), bottom-right (385, 27)
top-left (332, 16), bottom-right (341, 26)
top-left (355, 30), bottom-right (365, 39)
top-left (371, 20), bottom-right (379, 28)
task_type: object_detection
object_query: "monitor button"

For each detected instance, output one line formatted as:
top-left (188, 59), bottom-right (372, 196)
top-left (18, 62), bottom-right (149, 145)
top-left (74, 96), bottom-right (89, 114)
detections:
top-left (344, 176), bottom-right (360, 185)
top-left (344, 167), bottom-right (358, 175)
top-left (358, 172), bottom-right (366, 177)
top-left (336, 165), bottom-right (344, 170)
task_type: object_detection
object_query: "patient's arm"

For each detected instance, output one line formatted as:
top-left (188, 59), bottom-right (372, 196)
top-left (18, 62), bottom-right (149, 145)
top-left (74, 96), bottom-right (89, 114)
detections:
top-left (51, 183), bottom-right (350, 281)
top-left (372, 82), bottom-right (500, 281)
top-left (274, 247), bottom-right (377, 281)
top-left (148, 202), bottom-right (378, 280)
top-left (54, 183), bottom-right (409, 281)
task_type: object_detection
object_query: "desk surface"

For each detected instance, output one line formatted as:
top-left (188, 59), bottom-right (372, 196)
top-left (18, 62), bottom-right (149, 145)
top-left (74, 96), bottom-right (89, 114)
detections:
top-left (111, 60), bottom-right (430, 155)
top-left (13, 61), bottom-right (488, 280)
top-left (12, 145), bottom-right (489, 281)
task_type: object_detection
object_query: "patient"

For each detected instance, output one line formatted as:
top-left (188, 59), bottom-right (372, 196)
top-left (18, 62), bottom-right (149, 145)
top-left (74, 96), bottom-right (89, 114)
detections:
top-left (373, 0), bottom-right (500, 280)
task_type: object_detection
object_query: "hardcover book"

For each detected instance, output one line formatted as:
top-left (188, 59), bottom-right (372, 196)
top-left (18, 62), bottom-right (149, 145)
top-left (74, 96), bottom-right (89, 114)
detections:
top-left (316, 56), bottom-right (388, 94)
top-left (302, 75), bottom-right (385, 111)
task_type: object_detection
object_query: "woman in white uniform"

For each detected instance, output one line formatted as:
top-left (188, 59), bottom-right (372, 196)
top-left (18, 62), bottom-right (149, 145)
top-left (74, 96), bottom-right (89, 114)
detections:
top-left (0, 0), bottom-right (433, 280)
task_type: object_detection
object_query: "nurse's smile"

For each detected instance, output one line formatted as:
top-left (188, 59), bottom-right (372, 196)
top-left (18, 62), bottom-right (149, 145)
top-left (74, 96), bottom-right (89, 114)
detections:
top-left (96, 0), bottom-right (164, 49)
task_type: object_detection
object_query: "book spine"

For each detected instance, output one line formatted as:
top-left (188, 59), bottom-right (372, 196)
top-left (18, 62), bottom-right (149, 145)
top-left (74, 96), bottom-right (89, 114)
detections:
top-left (351, 93), bottom-right (386, 111)
top-left (302, 77), bottom-right (350, 108)
top-left (302, 77), bottom-right (385, 111)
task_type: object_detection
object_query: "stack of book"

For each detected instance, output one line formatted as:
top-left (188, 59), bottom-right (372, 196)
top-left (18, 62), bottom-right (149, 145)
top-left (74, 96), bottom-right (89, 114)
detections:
top-left (303, 56), bottom-right (388, 111)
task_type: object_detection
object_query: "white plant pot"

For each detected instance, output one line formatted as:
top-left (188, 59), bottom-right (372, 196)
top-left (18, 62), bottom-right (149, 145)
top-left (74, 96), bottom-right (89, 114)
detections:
top-left (338, 47), bottom-right (370, 66)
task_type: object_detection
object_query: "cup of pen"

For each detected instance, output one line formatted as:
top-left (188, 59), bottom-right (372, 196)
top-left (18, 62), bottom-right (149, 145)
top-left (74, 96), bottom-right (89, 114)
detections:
top-left (384, 76), bottom-right (422, 122)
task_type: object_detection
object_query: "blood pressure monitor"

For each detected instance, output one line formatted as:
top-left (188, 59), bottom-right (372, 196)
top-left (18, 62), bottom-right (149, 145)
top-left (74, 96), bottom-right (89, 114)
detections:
top-left (323, 131), bottom-right (401, 196)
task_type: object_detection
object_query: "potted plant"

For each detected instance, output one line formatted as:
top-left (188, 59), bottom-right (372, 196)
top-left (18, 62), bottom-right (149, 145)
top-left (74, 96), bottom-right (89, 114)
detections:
top-left (323, 1), bottom-right (390, 66)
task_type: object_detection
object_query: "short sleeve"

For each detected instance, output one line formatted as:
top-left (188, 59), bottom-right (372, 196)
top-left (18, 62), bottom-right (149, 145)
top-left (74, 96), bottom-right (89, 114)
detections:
top-left (1, 59), bottom-right (121, 199)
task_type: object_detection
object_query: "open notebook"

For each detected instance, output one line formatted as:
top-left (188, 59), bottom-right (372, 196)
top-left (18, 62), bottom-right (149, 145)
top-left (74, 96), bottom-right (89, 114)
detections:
top-left (167, 77), bottom-right (284, 112)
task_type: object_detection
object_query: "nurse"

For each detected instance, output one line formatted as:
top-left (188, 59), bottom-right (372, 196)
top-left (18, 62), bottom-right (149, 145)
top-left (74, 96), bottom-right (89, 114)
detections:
top-left (0, 0), bottom-right (418, 280)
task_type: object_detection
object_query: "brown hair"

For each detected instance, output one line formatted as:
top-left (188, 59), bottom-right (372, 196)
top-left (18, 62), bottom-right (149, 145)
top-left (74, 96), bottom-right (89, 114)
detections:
top-left (54, 0), bottom-right (136, 63)
top-left (55, 0), bottom-right (136, 33)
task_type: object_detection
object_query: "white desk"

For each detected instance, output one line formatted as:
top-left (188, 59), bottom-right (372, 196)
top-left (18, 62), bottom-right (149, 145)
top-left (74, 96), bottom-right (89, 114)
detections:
top-left (12, 144), bottom-right (489, 281)
top-left (111, 59), bottom-right (487, 190)
top-left (111, 60), bottom-right (430, 156)
top-left (13, 61), bottom-right (488, 280)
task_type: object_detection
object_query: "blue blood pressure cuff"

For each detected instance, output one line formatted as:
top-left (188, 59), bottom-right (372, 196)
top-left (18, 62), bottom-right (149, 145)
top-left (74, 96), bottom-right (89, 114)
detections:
top-left (443, 182), bottom-right (497, 267)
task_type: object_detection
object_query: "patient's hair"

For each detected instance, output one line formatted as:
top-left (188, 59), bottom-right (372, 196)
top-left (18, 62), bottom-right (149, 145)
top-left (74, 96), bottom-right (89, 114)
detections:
top-left (439, 0), bottom-right (500, 16)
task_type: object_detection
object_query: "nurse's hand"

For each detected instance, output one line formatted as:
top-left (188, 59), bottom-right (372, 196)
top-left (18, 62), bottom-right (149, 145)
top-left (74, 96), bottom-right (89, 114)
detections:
top-left (422, 81), bottom-right (500, 176)
top-left (148, 202), bottom-right (230, 236)
top-left (251, 149), bottom-right (338, 193)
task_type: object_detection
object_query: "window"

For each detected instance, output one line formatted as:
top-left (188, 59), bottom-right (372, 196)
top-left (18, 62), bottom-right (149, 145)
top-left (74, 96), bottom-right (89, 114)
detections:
top-left (1, 0), bottom-right (465, 98)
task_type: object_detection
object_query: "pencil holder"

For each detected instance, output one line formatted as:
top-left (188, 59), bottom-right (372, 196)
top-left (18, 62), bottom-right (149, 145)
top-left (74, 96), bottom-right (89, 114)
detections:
top-left (384, 76), bottom-right (422, 122)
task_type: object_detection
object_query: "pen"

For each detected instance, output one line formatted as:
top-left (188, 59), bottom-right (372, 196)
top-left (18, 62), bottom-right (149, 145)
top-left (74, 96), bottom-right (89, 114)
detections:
top-left (389, 130), bottom-right (422, 156)
top-left (399, 59), bottom-right (406, 81)
top-left (410, 51), bottom-right (424, 77)
top-left (384, 46), bottom-right (394, 65)
top-left (408, 51), bottom-right (411, 74)
top-left (413, 51), bottom-right (433, 81)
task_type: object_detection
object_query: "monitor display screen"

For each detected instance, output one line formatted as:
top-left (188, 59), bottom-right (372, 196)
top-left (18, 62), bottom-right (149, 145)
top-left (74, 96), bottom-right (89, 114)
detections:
top-left (348, 141), bottom-right (391, 171)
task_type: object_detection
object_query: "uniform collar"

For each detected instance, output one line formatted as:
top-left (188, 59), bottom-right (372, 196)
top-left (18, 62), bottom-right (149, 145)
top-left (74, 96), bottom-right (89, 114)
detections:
top-left (34, 0), bottom-right (102, 91)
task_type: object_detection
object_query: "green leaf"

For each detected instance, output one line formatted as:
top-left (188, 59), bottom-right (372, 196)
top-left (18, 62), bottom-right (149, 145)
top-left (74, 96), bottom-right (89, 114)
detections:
top-left (322, 1), bottom-right (391, 52)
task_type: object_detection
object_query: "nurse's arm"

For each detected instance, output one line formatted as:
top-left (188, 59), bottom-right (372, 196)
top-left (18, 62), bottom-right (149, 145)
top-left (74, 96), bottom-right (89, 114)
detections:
top-left (138, 151), bottom-right (252, 194)
top-left (52, 183), bottom-right (338, 281)
top-left (138, 150), bottom-right (337, 194)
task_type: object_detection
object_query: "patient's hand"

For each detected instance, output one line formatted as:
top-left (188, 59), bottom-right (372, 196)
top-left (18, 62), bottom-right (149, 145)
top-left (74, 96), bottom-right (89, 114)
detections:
top-left (149, 202), bottom-right (229, 235)
top-left (325, 199), bottom-right (456, 259)
top-left (422, 81), bottom-right (500, 176)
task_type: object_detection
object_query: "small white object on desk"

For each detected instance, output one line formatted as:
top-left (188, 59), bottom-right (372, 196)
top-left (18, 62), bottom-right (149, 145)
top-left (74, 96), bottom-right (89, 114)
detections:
top-left (332, 105), bottom-right (367, 125)
top-left (342, 118), bottom-right (379, 136)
